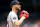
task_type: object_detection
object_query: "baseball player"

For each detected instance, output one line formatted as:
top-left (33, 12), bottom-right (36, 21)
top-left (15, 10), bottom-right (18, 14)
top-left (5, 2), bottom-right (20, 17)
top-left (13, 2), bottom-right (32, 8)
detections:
top-left (7, 0), bottom-right (29, 27)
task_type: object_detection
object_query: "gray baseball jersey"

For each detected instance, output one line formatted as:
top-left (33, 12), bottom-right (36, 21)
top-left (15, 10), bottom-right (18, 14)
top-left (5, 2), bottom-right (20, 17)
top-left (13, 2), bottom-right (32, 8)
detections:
top-left (7, 11), bottom-right (18, 27)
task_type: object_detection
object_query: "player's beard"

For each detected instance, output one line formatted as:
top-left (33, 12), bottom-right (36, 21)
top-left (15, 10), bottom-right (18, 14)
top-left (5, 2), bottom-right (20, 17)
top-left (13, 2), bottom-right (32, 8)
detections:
top-left (16, 7), bottom-right (21, 11)
top-left (14, 5), bottom-right (21, 11)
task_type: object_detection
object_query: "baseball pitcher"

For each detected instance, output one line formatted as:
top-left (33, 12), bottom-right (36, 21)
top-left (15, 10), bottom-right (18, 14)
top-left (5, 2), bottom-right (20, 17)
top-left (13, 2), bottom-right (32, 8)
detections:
top-left (7, 0), bottom-right (29, 27)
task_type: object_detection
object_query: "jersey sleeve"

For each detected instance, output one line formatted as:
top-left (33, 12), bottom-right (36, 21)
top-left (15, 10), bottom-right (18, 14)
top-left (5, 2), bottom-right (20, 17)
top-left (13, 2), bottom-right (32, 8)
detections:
top-left (10, 13), bottom-right (18, 23)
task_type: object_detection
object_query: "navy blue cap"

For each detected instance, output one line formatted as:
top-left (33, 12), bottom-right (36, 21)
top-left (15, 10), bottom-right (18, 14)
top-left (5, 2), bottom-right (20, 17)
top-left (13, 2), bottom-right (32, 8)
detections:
top-left (10, 1), bottom-right (21, 7)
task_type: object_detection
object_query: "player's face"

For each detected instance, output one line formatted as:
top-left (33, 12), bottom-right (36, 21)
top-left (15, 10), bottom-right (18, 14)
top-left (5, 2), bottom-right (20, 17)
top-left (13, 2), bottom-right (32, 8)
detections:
top-left (15, 4), bottom-right (21, 10)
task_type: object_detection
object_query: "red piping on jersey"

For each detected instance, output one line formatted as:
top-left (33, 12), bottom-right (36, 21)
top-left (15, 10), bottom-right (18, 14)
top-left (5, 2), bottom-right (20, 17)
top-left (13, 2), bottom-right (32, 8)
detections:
top-left (7, 15), bottom-right (9, 27)
top-left (7, 21), bottom-right (9, 27)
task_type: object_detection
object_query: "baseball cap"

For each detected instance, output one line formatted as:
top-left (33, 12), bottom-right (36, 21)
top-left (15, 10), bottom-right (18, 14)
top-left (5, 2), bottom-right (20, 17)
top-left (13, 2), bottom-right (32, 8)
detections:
top-left (10, 1), bottom-right (21, 8)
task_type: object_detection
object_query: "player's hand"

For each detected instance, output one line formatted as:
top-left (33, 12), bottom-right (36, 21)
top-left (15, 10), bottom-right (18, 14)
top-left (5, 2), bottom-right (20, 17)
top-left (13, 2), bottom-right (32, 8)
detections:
top-left (19, 10), bottom-right (29, 19)
top-left (21, 16), bottom-right (25, 19)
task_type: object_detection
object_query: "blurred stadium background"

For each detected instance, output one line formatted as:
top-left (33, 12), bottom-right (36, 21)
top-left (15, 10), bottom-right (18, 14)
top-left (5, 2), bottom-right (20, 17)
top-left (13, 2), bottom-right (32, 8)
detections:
top-left (0, 0), bottom-right (40, 27)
